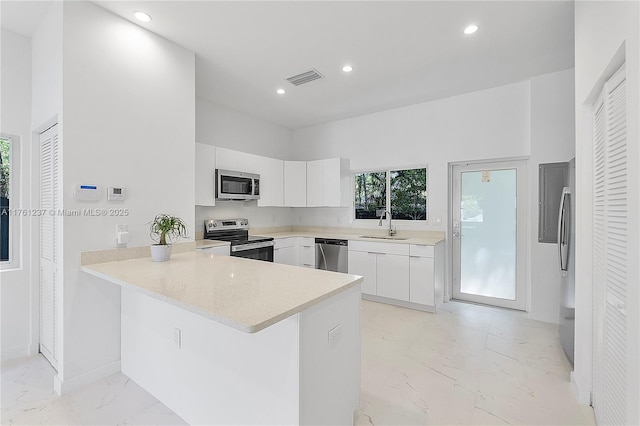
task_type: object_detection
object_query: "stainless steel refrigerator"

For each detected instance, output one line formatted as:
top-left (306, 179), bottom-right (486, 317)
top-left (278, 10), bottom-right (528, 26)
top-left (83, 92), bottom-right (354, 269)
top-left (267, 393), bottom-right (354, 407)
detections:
top-left (558, 158), bottom-right (575, 365)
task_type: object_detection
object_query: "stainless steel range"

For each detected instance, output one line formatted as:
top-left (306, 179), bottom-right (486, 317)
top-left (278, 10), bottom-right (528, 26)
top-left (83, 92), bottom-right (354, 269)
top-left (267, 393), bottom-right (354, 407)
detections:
top-left (204, 219), bottom-right (274, 262)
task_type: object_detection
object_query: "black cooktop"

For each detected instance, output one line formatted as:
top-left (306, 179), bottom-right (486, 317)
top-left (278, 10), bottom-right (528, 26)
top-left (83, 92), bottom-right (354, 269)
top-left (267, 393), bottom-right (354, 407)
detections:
top-left (203, 218), bottom-right (273, 246)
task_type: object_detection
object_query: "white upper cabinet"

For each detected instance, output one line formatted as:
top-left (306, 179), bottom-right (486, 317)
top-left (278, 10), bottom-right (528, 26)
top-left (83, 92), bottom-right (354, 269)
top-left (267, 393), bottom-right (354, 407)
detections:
top-left (214, 147), bottom-right (283, 206)
top-left (209, 146), bottom-right (349, 209)
top-left (195, 142), bottom-right (216, 206)
top-left (256, 156), bottom-right (284, 207)
top-left (215, 147), bottom-right (240, 171)
top-left (306, 158), bottom-right (350, 207)
top-left (306, 160), bottom-right (324, 207)
top-left (284, 161), bottom-right (307, 207)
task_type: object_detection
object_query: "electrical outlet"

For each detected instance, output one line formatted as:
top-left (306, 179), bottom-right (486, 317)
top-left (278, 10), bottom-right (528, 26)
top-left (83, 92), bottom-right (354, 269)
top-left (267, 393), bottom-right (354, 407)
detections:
top-left (116, 224), bottom-right (129, 246)
top-left (432, 217), bottom-right (442, 226)
top-left (328, 324), bottom-right (342, 347)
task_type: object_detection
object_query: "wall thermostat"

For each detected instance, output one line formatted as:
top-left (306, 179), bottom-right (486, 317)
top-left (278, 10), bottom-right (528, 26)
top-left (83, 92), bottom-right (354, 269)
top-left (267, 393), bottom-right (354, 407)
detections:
top-left (74, 184), bottom-right (103, 201)
top-left (107, 187), bottom-right (127, 201)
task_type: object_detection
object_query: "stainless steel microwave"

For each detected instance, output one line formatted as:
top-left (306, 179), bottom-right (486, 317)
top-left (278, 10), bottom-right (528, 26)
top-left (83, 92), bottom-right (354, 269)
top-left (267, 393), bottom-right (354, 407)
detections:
top-left (215, 169), bottom-right (260, 201)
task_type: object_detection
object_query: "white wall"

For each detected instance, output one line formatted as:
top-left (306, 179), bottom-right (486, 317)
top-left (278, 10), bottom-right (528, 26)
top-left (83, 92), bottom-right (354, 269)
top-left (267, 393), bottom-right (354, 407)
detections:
top-left (291, 72), bottom-right (575, 322)
top-left (196, 98), bottom-right (292, 159)
top-left (528, 69), bottom-right (575, 323)
top-left (30, 1), bottom-right (62, 131)
top-left (574, 0), bottom-right (640, 412)
top-left (59, 1), bottom-right (195, 389)
top-left (0, 28), bottom-right (33, 360)
top-left (195, 98), bottom-right (293, 234)
top-left (291, 81), bottom-right (531, 231)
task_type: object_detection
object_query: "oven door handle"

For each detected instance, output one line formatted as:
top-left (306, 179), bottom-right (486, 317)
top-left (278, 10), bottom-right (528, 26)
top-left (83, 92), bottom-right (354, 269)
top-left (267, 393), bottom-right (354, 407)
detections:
top-left (231, 241), bottom-right (275, 252)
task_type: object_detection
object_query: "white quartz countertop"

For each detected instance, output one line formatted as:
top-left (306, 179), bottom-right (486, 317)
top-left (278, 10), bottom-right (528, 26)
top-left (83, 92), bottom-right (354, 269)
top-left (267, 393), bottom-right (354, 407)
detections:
top-left (81, 251), bottom-right (362, 333)
top-left (256, 231), bottom-right (445, 246)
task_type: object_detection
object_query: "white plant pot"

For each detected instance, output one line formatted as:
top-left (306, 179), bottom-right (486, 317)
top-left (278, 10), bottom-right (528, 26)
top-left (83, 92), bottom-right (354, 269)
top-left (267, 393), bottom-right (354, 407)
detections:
top-left (150, 244), bottom-right (172, 262)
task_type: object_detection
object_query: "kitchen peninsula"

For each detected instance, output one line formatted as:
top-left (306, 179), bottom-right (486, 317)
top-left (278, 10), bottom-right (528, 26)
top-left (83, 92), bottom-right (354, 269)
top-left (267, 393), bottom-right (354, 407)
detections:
top-left (81, 250), bottom-right (362, 425)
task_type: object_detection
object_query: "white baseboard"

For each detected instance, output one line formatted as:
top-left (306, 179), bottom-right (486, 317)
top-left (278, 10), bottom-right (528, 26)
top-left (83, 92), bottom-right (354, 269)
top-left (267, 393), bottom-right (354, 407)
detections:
top-left (570, 371), bottom-right (592, 405)
top-left (54, 360), bottom-right (121, 396)
top-left (1, 344), bottom-right (30, 362)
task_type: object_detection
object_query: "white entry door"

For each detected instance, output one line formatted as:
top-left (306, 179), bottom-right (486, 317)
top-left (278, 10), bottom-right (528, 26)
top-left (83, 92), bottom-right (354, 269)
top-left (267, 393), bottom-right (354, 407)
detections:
top-left (451, 160), bottom-right (526, 310)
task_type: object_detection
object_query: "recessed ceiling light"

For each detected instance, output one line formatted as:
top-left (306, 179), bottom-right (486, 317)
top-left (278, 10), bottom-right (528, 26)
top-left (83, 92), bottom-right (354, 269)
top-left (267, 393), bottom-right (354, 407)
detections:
top-left (276, 88), bottom-right (285, 95)
top-left (134, 11), bottom-right (152, 23)
top-left (464, 24), bottom-right (478, 35)
top-left (342, 65), bottom-right (353, 73)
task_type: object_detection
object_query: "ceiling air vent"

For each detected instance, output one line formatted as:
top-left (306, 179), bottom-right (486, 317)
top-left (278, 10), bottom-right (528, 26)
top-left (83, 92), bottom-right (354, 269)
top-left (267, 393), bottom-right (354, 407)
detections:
top-left (286, 69), bottom-right (324, 86)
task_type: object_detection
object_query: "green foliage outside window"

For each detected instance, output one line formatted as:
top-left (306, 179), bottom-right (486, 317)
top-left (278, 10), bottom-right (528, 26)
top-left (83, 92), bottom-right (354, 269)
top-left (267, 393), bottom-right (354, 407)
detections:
top-left (0, 138), bottom-right (9, 199)
top-left (354, 171), bottom-right (386, 219)
top-left (354, 167), bottom-right (428, 221)
top-left (391, 168), bottom-right (427, 220)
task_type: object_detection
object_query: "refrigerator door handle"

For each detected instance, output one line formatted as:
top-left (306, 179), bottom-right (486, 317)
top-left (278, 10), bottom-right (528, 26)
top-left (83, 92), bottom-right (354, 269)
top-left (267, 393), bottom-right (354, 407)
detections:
top-left (557, 187), bottom-right (571, 277)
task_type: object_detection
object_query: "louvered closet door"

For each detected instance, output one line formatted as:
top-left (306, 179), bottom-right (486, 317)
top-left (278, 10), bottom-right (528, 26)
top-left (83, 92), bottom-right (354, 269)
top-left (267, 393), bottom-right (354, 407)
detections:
top-left (592, 64), bottom-right (627, 425)
top-left (40, 124), bottom-right (60, 370)
top-left (592, 91), bottom-right (605, 424)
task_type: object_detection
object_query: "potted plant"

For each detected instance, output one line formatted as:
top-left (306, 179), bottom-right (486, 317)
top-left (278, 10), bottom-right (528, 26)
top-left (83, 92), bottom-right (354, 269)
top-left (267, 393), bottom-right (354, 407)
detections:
top-left (149, 214), bottom-right (188, 262)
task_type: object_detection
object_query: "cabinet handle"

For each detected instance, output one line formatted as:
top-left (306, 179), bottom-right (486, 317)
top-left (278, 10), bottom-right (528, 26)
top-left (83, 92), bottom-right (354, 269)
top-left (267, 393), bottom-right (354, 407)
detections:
top-left (410, 255), bottom-right (421, 258)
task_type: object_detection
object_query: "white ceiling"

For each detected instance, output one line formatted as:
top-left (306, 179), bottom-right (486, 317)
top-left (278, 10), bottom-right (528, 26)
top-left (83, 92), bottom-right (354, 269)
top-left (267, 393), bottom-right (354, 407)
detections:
top-left (3, 1), bottom-right (575, 130)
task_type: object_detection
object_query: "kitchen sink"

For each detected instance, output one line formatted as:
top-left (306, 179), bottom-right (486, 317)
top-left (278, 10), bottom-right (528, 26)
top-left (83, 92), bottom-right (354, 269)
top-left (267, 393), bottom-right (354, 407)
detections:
top-left (359, 235), bottom-right (409, 240)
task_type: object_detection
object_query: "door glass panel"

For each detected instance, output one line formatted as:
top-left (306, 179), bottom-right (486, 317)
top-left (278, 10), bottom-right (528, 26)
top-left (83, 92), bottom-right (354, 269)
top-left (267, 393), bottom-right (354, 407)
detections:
top-left (460, 169), bottom-right (516, 300)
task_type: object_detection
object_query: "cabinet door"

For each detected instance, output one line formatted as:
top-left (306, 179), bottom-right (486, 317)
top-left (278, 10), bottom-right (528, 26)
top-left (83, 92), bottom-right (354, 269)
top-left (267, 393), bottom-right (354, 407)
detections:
top-left (410, 256), bottom-right (435, 306)
top-left (274, 246), bottom-right (297, 266)
top-left (195, 143), bottom-right (216, 206)
top-left (284, 161), bottom-right (307, 207)
top-left (348, 251), bottom-right (377, 295)
top-left (377, 253), bottom-right (410, 301)
top-left (298, 238), bottom-right (315, 268)
top-left (238, 151), bottom-right (261, 174)
top-left (215, 147), bottom-right (239, 171)
top-left (322, 158), bottom-right (342, 207)
top-left (257, 156), bottom-right (284, 207)
top-left (306, 160), bottom-right (323, 207)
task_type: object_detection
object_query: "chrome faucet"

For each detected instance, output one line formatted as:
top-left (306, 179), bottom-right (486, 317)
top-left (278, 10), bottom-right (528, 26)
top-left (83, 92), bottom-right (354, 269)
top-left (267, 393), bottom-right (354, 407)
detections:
top-left (378, 210), bottom-right (396, 236)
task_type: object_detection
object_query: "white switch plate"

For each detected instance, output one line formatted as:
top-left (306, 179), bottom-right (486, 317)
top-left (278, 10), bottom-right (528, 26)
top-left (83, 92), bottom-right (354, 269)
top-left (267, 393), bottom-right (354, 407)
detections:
top-left (433, 217), bottom-right (442, 225)
top-left (328, 324), bottom-right (342, 347)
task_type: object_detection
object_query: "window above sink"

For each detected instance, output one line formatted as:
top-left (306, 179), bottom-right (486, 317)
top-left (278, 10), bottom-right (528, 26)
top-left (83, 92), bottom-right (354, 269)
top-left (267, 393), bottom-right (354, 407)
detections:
top-left (354, 166), bottom-right (428, 223)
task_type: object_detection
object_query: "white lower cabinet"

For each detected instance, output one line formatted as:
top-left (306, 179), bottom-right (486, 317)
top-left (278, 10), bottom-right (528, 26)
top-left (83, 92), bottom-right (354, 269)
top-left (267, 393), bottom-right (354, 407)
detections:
top-left (410, 256), bottom-right (434, 306)
top-left (348, 240), bottom-right (443, 311)
top-left (348, 251), bottom-right (377, 295)
top-left (377, 254), bottom-right (410, 301)
top-left (298, 237), bottom-right (315, 268)
top-left (274, 237), bottom-right (297, 266)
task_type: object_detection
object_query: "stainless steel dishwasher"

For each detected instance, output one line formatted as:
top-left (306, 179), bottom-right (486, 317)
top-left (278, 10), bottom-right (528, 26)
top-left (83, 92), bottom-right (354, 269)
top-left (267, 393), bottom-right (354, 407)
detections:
top-left (315, 238), bottom-right (348, 273)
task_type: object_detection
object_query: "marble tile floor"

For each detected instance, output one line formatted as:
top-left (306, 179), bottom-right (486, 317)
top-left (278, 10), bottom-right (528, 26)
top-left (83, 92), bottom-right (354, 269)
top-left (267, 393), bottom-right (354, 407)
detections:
top-left (1, 300), bottom-right (596, 425)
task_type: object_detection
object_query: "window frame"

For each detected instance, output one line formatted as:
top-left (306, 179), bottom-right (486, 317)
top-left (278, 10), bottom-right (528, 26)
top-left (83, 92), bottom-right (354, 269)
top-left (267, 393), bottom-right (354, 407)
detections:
top-left (0, 134), bottom-right (20, 270)
top-left (352, 164), bottom-right (429, 224)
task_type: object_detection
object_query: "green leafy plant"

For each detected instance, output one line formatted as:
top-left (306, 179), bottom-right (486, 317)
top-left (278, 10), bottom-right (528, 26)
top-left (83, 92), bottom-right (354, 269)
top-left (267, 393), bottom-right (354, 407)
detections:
top-left (0, 138), bottom-right (10, 199)
top-left (149, 214), bottom-right (188, 245)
